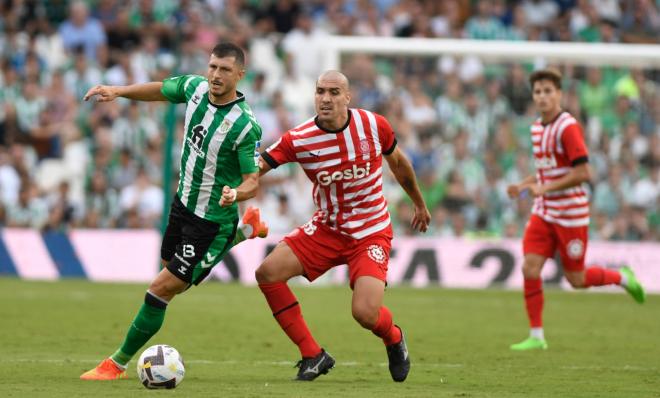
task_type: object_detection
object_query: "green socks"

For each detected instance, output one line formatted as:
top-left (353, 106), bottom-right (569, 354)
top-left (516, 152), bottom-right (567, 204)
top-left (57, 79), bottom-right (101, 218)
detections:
top-left (111, 291), bottom-right (168, 367)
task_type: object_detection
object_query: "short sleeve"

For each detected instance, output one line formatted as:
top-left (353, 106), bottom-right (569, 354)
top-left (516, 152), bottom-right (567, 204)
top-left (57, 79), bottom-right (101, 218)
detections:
top-left (236, 125), bottom-right (262, 174)
top-left (161, 75), bottom-right (200, 104)
top-left (376, 114), bottom-right (397, 155)
top-left (262, 132), bottom-right (296, 169)
top-left (560, 123), bottom-right (589, 164)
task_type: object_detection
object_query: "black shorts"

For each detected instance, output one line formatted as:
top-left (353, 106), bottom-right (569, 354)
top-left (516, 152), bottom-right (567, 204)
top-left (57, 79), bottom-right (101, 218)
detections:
top-left (161, 196), bottom-right (238, 285)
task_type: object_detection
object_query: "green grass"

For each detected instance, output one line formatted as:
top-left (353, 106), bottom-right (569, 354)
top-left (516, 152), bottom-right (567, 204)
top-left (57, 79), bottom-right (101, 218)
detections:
top-left (0, 278), bottom-right (658, 397)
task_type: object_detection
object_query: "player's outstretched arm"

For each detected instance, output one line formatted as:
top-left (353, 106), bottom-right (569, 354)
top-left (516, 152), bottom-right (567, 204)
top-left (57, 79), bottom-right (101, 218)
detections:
top-left (220, 172), bottom-right (259, 207)
top-left (384, 146), bottom-right (431, 233)
top-left (83, 82), bottom-right (166, 102)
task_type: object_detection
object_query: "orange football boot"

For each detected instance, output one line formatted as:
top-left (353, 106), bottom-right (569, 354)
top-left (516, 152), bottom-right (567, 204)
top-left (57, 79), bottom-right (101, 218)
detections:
top-left (80, 358), bottom-right (128, 380)
top-left (242, 206), bottom-right (269, 238)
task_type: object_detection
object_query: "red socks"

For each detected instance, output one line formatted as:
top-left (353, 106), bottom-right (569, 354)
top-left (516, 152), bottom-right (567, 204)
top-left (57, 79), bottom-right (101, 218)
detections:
top-left (258, 282), bottom-right (321, 358)
top-left (371, 306), bottom-right (402, 346)
top-left (584, 267), bottom-right (622, 287)
top-left (524, 278), bottom-right (544, 328)
top-left (259, 283), bottom-right (402, 353)
top-left (521, 268), bottom-right (620, 331)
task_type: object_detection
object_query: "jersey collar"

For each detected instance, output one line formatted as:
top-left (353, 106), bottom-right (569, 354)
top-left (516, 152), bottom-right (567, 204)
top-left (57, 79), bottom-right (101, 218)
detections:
top-left (314, 109), bottom-right (352, 134)
top-left (540, 109), bottom-right (564, 126)
top-left (207, 90), bottom-right (245, 109)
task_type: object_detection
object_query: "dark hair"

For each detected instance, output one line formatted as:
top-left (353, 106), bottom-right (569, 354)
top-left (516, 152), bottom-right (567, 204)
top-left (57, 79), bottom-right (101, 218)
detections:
top-left (529, 68), bottom-right (562, 90)
top-left (211, 42), bottom-right (245, 66)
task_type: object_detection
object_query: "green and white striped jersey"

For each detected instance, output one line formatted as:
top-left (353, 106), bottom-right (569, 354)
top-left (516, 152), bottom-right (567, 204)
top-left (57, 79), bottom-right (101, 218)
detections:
top-left (161, 74), bottom-right (262, 224)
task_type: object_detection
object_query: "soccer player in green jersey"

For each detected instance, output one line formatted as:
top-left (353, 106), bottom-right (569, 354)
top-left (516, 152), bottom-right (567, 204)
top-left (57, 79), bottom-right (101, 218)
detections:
top-left (80, 42), bottom-right (268, 380)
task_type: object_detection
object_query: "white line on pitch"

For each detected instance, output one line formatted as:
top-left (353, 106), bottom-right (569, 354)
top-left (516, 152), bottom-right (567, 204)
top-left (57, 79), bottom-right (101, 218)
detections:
top-left (560, 365), bottom-right (656, 372)
top-left (0, 358), bottom-right (464, 368)
top-left (2, 359), bottom-right (655, 372)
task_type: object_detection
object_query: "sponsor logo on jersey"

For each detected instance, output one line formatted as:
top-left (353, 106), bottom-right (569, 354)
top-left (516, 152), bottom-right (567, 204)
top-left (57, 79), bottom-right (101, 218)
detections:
top-left (534, 156), bottom-right (557, 169)
top-left (316, 162), bottom-right (371, 186)
top-left (187, 124), bottom-right (208, 158)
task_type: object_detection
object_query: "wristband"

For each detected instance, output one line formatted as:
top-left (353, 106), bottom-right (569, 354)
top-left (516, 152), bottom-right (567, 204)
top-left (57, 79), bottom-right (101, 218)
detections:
top-left (229, 188), bottom-right (237, 202)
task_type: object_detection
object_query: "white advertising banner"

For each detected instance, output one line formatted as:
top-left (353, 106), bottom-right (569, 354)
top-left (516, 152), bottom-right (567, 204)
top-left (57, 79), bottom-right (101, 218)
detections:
top-left (2, 229), bottom-right (658, 293)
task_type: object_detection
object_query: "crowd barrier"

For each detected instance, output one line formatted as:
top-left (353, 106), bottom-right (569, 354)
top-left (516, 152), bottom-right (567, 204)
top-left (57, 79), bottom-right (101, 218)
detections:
top-left (1, 229), bottom-right (658, 293)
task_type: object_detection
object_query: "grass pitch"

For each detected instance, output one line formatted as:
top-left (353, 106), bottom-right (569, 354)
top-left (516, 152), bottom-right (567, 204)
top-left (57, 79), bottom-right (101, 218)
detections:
top-left (0, 278), bottom-right (658, 397)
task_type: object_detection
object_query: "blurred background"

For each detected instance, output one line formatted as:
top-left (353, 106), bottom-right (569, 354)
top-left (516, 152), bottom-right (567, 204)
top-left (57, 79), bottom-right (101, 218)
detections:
top-left (0, 0), bottom-right (658, 242)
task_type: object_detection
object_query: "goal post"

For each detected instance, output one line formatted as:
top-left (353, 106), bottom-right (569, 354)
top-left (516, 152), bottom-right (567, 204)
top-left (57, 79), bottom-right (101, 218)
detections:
top-left (322, 36), bottom-right (660, 71)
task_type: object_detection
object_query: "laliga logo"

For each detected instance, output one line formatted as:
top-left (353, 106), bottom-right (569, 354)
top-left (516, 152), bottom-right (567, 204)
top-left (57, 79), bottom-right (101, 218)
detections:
top-left (317, 162), bottom-right (371, 186)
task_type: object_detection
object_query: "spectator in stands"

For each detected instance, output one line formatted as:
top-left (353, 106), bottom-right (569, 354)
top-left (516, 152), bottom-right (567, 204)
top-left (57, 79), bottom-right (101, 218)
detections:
top-left (118, 167), bottom-right (163, 228)
top-left (281, 12), bottom-right (327, 82)
top-left (58, 1), bottom-right (107, 60)
top-left (464, 0), bottom-right (505, 40)
top-left (521, 0), bottom-right (559, 29)
top-left (44, 181), bottom-right (77, 231)
top-left (63, 46), bottom-right (103, 100)
top-left (83, 169), bottom-right (120, 228)
top-left (593, 164), bottom-right (627, 217)
top-left (0, 147), bottom-right (20, 207)
top-left (503, 63), bottom-right (532, 115)
top-left (111, 101), bottom-right (159, 159)
top-left (7, 181), bottom-right (48, 229)
top-left (106, 7), bottom-right (141, 51)
top-left (579, 67), bottom-right (611, 121)
top-left (435, 77), bottom-right (464, 137)
top-left (620, 0), bottom-right (660, 43)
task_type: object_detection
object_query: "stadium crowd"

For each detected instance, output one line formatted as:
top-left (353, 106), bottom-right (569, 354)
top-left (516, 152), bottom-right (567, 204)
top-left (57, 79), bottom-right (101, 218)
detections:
top-left (0, 0), bottom-right (658, 241)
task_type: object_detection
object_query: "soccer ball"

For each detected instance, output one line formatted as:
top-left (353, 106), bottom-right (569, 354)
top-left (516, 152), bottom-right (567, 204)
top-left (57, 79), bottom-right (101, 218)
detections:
top-left (137, 344), bottom-right (185, 389)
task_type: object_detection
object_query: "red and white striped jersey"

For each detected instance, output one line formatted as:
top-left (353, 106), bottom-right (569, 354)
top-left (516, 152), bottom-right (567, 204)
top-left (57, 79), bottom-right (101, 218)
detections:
top-left (262, 108), bottom-right (397, 239)
top-left (530, 111), bottom-right (590, 227)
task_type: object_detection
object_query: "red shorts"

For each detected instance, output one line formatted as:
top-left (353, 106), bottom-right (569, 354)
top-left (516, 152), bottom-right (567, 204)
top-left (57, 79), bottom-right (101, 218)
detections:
top-left (522, 214), bottom-right (588, 272)
top-left (283, 220), bottom-right (393, 288)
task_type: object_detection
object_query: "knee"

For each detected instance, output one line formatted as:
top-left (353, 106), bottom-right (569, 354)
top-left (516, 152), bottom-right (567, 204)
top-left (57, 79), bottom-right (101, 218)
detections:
top-left (255, 260), bottom-right (279, 284)
top-left (148, 279), bottom-right (180, 301)
top-left (522, 260), bottom-right (542, 279)
top-left (352, 302), bottom-right (379, 329)
top-left (565, 273), bottom-right (586, 288)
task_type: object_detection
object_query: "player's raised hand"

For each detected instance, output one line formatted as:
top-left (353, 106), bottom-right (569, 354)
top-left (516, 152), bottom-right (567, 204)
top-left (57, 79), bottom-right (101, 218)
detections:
top-left (411, 205), bottom-right (431, 233)
top-left (83, 85), bottom-right (120, 102)
top-left (220, 185), bottom-right (237, 207)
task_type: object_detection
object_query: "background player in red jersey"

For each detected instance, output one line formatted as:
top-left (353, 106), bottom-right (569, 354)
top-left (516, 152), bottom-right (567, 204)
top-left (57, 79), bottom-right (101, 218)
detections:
top-left (255, 70), bottom-right (431, 381)
top-left (507, 69), bottom-right (646, 351)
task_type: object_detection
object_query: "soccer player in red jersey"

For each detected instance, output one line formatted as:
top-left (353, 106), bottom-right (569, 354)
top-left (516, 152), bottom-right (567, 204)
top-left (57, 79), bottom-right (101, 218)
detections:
top-left (255, 71), bottom-right (431, 381)
top-left (507, 69), bottom-right (646, 351)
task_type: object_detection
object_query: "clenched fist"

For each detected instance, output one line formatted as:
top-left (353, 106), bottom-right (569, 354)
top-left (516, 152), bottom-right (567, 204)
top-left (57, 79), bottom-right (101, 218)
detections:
top-left (220, 186), bottom-right (237, 207)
